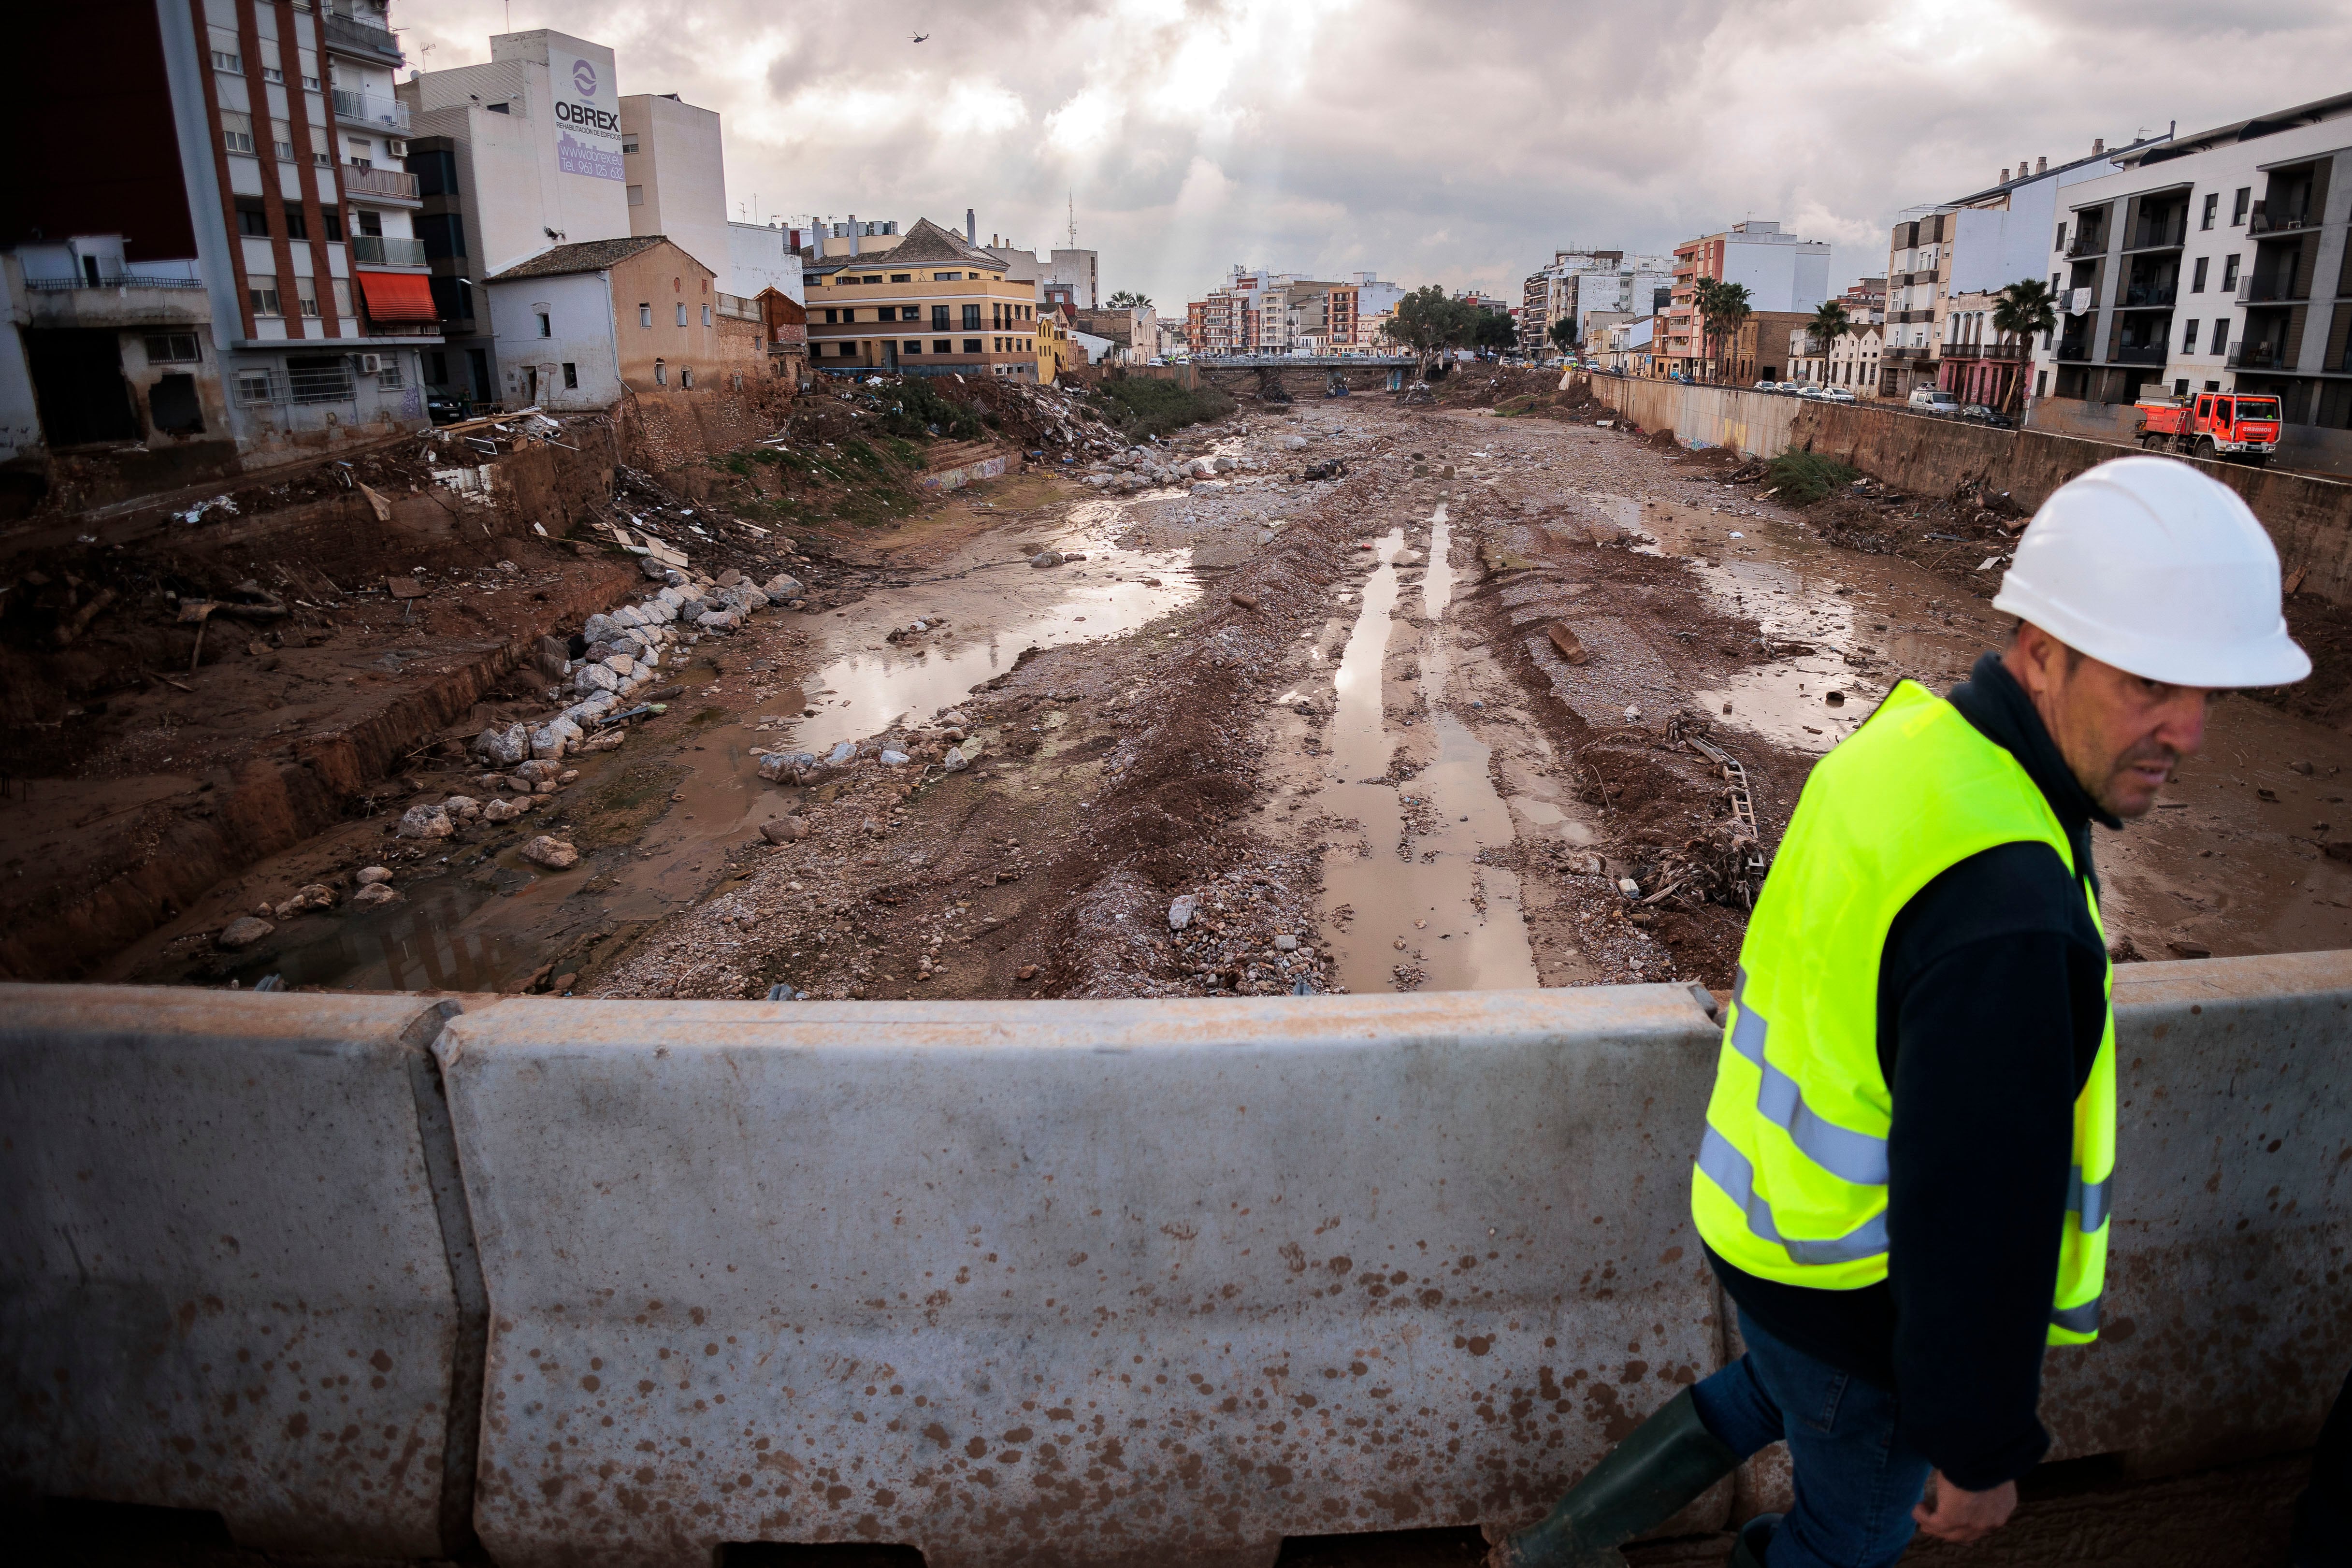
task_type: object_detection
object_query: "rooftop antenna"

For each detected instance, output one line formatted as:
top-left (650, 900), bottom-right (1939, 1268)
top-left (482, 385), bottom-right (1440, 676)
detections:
top-left (1066, 192), bottom-right (1077, 250)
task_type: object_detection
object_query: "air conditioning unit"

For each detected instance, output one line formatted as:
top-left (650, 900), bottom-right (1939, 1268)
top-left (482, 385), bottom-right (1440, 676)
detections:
top-left (387, 139), bottom-right (406, 158)
top-left (356, 353), bottom-right (383, 374)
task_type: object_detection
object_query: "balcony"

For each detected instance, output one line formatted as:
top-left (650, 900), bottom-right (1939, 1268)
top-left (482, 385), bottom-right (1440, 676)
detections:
top-left (2119, 283), bottom-right (2178, 308)
top-left (2054, 337), bottom-right (2093, 362)
top-left (1883, 346), bottom-right (1935, 363)
top-left (2064, 230), bottom-right (2107, 259)
top-left (333, 89), bottom-right (410, 133)
top-left (351, 234), bottom-right (428, 266)
top-left (2228, 341), bottom-right (2296, 371)
top-left (342, 164), bottom-right (419, 202)
top-left (323, 12), bottom-right (403, 64)
top-left (20, 271), bottom-right (210, 330)
top-left (2237, 275), bottom-right (2307, 305)
top-left (1887, 308), bottom-right (1936, 324)
top-left (2110, 344), bottom-right (2168, 365)
top-left (2249, 210), bottom-right (2316, 238)
top-left (1943, 342), bottom-right (2026, 360)
top-left (2125, 215), bottom-right (2188, 251)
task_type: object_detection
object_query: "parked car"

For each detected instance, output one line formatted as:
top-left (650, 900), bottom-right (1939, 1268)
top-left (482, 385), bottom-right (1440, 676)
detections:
top-left (1818, 387), bottom-right (1858, 404)
top-left (1958, 403), bottom-right (2016, 429)
top-left (1798, 385), bottom-right (1830, 401)
top-left (1908, 387), bottom-right (1961, 416)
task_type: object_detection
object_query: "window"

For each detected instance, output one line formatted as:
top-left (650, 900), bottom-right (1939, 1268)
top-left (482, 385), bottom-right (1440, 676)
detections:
top-left (144, 333), bottom-right (201, 363)
top-left (2212, 318), bottom-right (2229, 354)
top-left (2183, 320), bottom-right (2200, 352)
top-left (562, 362), bottom-right (577, 389)
top-left (285, 355), bottom-right (353, 403)
top-left (962, 338), bottom-right (981, 353)
top-left (356, 210), bottom-right (382, 238)
top-left (234, 368), bottom-right (276, 403)
top-left (236, 200), bottom-right (271, 237)
top-left (934, 339), bottom-right (952, 354)
top-left (2174, 378), bottom-right (2190, 397)
top-left (297, 284), bottom-right (319, 317)
top-left (622, 134), bottom-right (640, 153)
top-left (2232, 187), bottom-right (2251, 225)
top-left (486, 101), bottom-right (509, 114)
top-left (261, 64), bottom-right (284, 84)
top-left (962, 304), bottom-right (981, 330)
top-left (891, 274), bottom-right (911, 283)
top-left (2201, 194), bottom-right (2218, 230)
top-left (536, 311), bottom-right (551, 337)
top-left (2192, 257), bottom-right (2208, 292)
top-left (303, 74), bottom-right (322, 91)
top-left (2222, 254), bottom-right (2240, 289)
top-left (676, 302), bottom-right (687, 327)
top-left (221, 111), bottom-right (255, 156)
top-left (903, 340), bottom-right (923, 354)
top-left (931, 305), bottom-right (950, 330)
top-left (283, 207), bottom-right (308, 240)
top-left (876, 306), bottom-right (895, 322)
top-left (627, 185), bottom-right (644, 207)
top-left (272, 121), bottom-right (295, 160)
top-left (936, 272), bottom-right (961, 282)
top-left (680, 367), bottom-right (693, 388)
top-left (702, 304), bottom-right (711, 326)
top-left (249, 282), bottom-right (283, 316)
top-left (212, 48), bottom-right (242, 73)
top-left (375, 359), bottom-right (403, 389)
top-left (654, 359), bottom-right (667, 385)
top-left (416, 211), bottom-right (461, 259)
top-left (321, 210), bottom-right (343, 242)
top-left (331, 277), bottom-right (352, 317)
top-left (639, 303), bottom-right (652, 328)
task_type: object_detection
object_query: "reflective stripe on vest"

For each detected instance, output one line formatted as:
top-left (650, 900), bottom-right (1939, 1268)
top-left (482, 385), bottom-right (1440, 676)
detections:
top-left (1689, 680), bottom-right (2116, 1346)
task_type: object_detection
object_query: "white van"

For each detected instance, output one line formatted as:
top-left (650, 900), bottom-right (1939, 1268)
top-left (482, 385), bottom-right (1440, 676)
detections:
top-left (1908, 387), bottom-right (1960, 415)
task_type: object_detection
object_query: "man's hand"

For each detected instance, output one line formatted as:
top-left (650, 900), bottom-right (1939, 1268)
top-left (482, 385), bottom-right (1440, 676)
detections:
top-left (1912, 1471), bottom-right (2017, 1543)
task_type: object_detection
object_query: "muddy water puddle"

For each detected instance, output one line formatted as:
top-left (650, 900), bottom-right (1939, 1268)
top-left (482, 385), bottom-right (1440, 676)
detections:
top-left (1315, 507), bottom-right (1544, 994)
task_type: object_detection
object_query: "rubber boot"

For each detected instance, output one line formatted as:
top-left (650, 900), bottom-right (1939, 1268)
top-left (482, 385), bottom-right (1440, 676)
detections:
top-left (1728, 1512), bottom-right (1781, 1567)
top-left (1486, 1387), bottom-right (1741, 1568)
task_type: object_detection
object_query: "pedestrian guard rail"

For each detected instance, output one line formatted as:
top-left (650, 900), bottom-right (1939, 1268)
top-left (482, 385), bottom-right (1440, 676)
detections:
top-left (1, 952), bottom-right (2345, 1564)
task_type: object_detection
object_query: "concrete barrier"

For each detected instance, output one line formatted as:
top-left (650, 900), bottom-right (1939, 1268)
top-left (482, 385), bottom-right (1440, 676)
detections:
top-left (0, 986), bottom-right (486, 1558)
top-left (433, 986), bottom-right (1729, 1568)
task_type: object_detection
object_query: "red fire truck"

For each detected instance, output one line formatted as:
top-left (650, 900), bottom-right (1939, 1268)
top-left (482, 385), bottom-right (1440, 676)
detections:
top-left (2135, 390), bottom-right (2283, 466)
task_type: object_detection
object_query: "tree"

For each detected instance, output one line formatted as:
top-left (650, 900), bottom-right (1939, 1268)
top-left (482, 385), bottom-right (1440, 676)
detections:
top-left (1991, 278), bottom-right (2058, 415)
top-left (1105, 290), bottom-right (1153, 309)
top-left (1548, 315), bottom-right (1578, 357)
top-left (1807, 300), bottom-right (1852, 380)
top-left (1696, 279), bottom-right (1751, 382)
top-left (1383, 285), bottom-right (1482, 374)
top-left (1473, 310), bottom-right (1519, 353)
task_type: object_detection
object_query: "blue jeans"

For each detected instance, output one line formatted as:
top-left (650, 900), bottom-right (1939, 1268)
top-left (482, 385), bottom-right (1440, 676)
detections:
top-left (1690, 1311), bottom-right (1934, 1568)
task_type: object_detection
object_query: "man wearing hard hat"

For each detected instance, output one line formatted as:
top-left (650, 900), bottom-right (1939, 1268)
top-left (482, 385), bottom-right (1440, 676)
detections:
top-left (1491, 457), bottom-right (2310, 1568)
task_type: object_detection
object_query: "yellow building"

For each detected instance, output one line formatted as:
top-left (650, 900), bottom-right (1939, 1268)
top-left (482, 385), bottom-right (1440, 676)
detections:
top-left (1036, 310), bottom-right (1076, 383)
top-left (804, 217), bottom-right (1043, 380)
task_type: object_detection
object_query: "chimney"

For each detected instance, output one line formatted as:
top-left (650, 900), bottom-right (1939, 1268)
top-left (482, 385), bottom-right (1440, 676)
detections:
top-left (2000, 168), bottom-right (2010, 183)
top-left (849, 214), bottom-right (860, 257)
top-left (2036, 156), bottom-right (2047, 174)
top-left (966, 208), bottom-right (976, 244)
top-left (2092, 137), bottom-right (2105, 156)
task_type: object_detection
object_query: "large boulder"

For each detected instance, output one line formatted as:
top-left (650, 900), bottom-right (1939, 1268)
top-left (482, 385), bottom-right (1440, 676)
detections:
top-left (696, 610), bottom-right (739, 632)
top-left (530, 716), bottom-right (583, 760)
top-left (573, 662), bottom-right (621, 695)
top-left (520, 835), bottom-right (580, 870)
top-left (396, 803), bottom-right (453, 839)
top-left (610, 604), bottom-right (649, 630)
top-left (475, 722), bottom-right (529, 767)
top-left (602, 653), bottom-right (637, 679)
top-left (582, 612), bottom-right (621, 644)
top-left (764, 574), bottom-right (804, 599)
top-left (756, 750), bottom-right (817, 784)
top-left (216, 914), bottom-right (274, 951)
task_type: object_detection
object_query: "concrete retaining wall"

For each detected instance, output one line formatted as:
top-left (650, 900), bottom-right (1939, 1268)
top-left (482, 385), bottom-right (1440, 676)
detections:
top-left (1577, 376), bottom-right (2352, 606)
top-left (1, 956), bottom-right (2345, 1562)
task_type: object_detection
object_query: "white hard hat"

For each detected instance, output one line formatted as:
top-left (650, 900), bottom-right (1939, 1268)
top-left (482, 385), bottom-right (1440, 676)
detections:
top-left (1992, 456), bottom-right (2309, 688)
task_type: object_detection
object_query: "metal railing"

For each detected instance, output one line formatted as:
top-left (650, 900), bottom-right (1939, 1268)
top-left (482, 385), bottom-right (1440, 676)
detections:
top-left (1887, 308), bottom-right (1936, 324)
top-left (2227, 342), bottom-right (2296, 370)
top-left (21, 273), bottom-right (204, 291)
top-left (1942, 342), bottom-right (2027, 361)
top-left (286, 361), bottom-right (356, 403)
top-left (1882, 345), bottom-right (1935, 362)
top-left (351, 234), bottom-right (428, 266)
top-left (332, 88), bottom-right (410, 132)
top-left (2054, 337), bottom-right (2094, 361)
top-left (2249, 210), bottom-right (2316, 237)
top-left (342, 164), bottom-right (419, 201)
top-left (2120, 284), bottom-right (2178, 308)
top-left (2064, 230), bottom-right (2108, 258)
top-left (2125, 216), bottom-right (2187, 250)
top-left (2237, 275), bottom-right (2307, 305)
top-left (322, 12), bottom-right (403, 62)
top-left (2110, 344), bottom-right (2168, 365)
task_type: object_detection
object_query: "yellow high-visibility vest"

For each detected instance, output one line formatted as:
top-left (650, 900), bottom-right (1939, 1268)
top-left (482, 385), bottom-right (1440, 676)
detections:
top-left (1691, 680), bottom-right (2114, 1344)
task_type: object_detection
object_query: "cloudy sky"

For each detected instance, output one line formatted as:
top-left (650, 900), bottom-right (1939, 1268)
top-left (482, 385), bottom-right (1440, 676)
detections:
top-left (398, 0), bottom-right (2351, 307)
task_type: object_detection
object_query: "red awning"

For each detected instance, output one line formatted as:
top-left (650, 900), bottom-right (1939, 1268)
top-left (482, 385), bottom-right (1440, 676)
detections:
top-left (356, 269), bottom-right (437, 323)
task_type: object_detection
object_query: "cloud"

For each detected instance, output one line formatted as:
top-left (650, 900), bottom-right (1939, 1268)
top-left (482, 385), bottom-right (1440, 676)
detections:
top-left (394, 0), bottom-right (2352, 306)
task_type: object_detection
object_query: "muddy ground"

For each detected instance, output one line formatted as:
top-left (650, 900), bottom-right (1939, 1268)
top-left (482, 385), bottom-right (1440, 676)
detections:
top-left (54, 382), bottom-right (2352, 1003)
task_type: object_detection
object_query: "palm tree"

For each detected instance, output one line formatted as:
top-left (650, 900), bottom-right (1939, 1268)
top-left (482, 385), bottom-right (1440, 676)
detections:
top-left (1990, 278), bottom-right (2057, 416)
top-left (1106, 290), bottom-right (1153, 309)
top-left (1808, 300), bottom-right (1852, 384)
top-left (1686, 277), bottom-right (1718, 379)
top-left (1699, 280), bottom-right (1751, 383)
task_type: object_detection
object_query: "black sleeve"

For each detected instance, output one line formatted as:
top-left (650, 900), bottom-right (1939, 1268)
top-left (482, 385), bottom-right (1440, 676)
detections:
top-left (1878, 843), bottom-right (2108, 1492)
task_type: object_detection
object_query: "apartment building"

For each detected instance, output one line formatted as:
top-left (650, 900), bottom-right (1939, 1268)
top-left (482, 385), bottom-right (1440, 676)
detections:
top-left (622, 93), bottom-right (727, 280)
top-left (1520, 250), bottom-right (1672, 356)
top-left (803, 218), bottom-right (1043, 380)
top-left (2036, 91), bottom-right (2352, 451)
top-left (1664, 222), bottom-right (1829, 378)
top-left (726, 222), bottom-right (805, 305)
top-left (401, 29), bottom-right (633, 404)
top-left (1, 0), bottom-right (436, 471)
